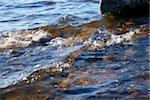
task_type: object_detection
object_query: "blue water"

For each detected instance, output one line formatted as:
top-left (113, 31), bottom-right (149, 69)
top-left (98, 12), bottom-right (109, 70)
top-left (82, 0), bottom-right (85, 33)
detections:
top-left (0, 0), bottom-right (100, 33)
top-left (0, 0), bottom-right (149, 100)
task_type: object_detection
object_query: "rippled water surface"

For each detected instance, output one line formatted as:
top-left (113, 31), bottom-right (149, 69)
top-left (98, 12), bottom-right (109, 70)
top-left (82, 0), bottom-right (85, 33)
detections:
top-left (0, 0), bottom-right (149, 100)
top-left (0, 0), bottom-right (99, 33)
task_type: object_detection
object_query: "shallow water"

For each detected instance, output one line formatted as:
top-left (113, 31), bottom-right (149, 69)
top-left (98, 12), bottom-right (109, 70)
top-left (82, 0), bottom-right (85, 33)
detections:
top-left (0, 0), bottom-right (149, 100)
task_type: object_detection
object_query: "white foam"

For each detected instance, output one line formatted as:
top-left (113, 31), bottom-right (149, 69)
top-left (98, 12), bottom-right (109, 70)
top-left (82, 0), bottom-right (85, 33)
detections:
top-left (46, 28), bottom-right (136, 50)
top-left (85, 29), bottom-right (136, 50)
top-left (48, 37), bottom-right (69, 46)
top-left (106, 31), bottom-right (135, 46)
top-left (0, 30), bottom-right (48, 49)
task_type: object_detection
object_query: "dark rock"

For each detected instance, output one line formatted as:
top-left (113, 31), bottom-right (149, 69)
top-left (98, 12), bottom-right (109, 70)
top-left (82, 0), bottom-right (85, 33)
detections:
top-left (100, 0), bottom-right (149, 16)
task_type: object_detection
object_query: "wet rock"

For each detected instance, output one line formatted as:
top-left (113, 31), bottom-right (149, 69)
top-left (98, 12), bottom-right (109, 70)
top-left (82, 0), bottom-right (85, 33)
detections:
top-left (1, 85), bottom-right (52, 100)
top-left (100, 0), bottom-right (149, 16)
top-left (103, 57), bottom-right (114, 62)
top-left (73, 28), bottom-right (98, 40)
top-left (59, 74), bottom-right (98, 88)
top-left (59, 79), bottom-right (71, 88)
top-left (58, 70), bottom-right (119, 88)
top-left (48, 28), bottom-right (98, 46)
top-left (74, 77), bottom-right (98, 86)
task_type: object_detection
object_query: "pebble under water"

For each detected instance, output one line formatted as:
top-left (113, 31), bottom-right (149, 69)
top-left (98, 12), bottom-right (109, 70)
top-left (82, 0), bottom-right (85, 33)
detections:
top-left (0, 0), bottom-right (149, 100)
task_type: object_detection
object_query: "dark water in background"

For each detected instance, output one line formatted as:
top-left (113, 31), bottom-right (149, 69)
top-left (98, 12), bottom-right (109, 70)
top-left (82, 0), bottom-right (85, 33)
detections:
top-left (0, 0), bottom-right (99, 33)
top-left (0, 0), bottom-right (149, 100)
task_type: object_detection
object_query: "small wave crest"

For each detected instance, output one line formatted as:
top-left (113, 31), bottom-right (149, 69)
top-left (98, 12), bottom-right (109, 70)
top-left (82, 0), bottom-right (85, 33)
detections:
top-left (0, 30), bottom-right (49, 51)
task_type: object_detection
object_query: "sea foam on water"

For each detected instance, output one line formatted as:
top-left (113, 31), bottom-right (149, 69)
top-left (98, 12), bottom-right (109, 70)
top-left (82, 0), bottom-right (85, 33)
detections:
top-left (0, 30), bottom-right (48, 50)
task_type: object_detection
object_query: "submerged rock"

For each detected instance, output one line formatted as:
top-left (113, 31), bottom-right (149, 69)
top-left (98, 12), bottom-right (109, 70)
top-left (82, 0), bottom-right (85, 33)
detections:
top-left (100, 0), bottom-right (149, 16)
